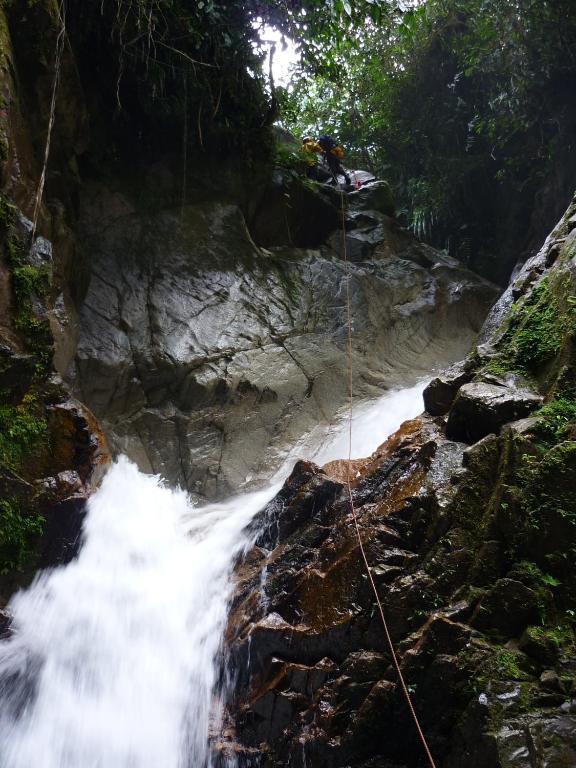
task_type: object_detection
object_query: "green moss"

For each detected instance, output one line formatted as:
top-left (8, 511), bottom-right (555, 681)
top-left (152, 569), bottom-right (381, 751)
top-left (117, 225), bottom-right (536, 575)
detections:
top-left (512, 280), bottom-right (568, 370)
top-left (488, 277), bottom-right (575, 377)
top-left (524, 623), bottom-right (574, 650)
top-left (0, 497), bottom-right (44, 574)
top-left (473, 649), bottom-right (534, 698)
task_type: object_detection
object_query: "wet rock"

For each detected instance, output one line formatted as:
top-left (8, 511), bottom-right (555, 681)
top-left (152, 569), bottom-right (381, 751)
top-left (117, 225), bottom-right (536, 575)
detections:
top-left (540, 669), bottom-right (564, 692)
top-left (347, 180), bottom-right (395, 216)
top-left (470, 578), bottom-right (542, 636)
top-left (223, 197), bottom-right (576, 768)
top-left (423, 360), bottom-right (473, 416)
top-left (46, 398), bottom-right (109, 487)
top-left (35, 470), bottom-right (83, 502)
top-left (254, 460), bottom-right (343, 549)
top-left (0, 610), bottom-right (11, 639)
top-left (38, 495), bottom-right (88, 567)
top-left (71, 185), bottom-right (497, 498)
top-left (28, 236), bottom-right (52, 269)
top-left (343, 679), bottom-right (396, 759)
top-left (446, 381), bottom-right (542, 443)
top-left (0, 345), bottom-right (35, 402)
top-left (341, 651), bottom-right (390, 683)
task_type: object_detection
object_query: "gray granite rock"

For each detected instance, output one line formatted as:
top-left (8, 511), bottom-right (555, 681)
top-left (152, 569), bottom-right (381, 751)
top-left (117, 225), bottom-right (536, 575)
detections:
top-left (446, 381), bottom-right (542, 443)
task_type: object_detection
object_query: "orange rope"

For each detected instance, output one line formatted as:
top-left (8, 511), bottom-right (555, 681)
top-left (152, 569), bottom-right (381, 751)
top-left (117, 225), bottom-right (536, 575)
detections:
top-left (339, 190), bottom-right (437, 768)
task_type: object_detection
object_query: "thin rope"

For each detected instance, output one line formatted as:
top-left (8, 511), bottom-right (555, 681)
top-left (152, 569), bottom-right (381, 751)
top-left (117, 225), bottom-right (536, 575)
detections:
top-left (339, 190), bottom-right (437, 768)
top-left (31, 0), bottom-right (66, 243)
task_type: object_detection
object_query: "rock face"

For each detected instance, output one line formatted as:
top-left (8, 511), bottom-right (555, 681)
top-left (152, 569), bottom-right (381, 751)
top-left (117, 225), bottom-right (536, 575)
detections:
top-left (221, 196), bottom-right (576, 767)
top-left (68, 180), bottom-right (497, 499)
top-left (446, 380), bottom-right (542, 443)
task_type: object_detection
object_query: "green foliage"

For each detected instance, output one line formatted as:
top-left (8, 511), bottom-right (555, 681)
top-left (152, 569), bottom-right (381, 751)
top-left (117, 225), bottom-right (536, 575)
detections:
top-left (0, 392), bottom-right (48, 472)
top-left (535, 394), bottom-right (576, 446)
top-left (1, 212), bottom-right (52, 371)
top-left (279, 0), bottom-right (576, 275)
top-left (64, 0), bottom-right (389, 161)
top-left (252, 0), bottom-right (390, 77)
top-left (523, 442), bottom-right (576, 530)
top-left (273, 141), bottom-right (306, 174)
top-left (0, 497), bottom-right (44, 573)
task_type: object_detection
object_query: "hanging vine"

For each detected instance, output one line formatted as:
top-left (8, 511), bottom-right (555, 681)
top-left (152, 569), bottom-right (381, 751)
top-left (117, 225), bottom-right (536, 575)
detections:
top-left (31, 0), bottom-right (66, 242)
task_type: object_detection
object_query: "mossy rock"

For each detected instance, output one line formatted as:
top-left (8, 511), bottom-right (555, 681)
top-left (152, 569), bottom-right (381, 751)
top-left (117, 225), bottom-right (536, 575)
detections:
top-left (518, 625), bottom-right (566, 666)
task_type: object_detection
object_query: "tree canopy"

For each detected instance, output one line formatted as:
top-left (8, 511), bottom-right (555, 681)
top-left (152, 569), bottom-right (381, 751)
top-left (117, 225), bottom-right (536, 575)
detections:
top-left (278, 0), bottom-right (576, 280)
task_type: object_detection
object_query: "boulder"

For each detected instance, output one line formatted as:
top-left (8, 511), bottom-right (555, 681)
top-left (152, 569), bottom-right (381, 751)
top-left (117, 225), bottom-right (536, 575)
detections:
top-left (470, 578), bottom-right (543, 636)
top-left (347, 180), bottom-right (395, 217)
top-left (446, 382), bottom-right (542, 443)
top-left (423, 360), bottom-right (473, 416)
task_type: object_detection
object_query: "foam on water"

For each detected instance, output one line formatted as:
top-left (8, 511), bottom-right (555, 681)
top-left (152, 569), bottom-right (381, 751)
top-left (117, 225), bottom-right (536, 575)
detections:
top-left (0, 381), bottom-right (427, 767)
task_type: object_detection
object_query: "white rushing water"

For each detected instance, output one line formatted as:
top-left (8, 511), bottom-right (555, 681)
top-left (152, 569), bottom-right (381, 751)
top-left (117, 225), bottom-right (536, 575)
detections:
top-left (0, 381), bottom-right (427, 768)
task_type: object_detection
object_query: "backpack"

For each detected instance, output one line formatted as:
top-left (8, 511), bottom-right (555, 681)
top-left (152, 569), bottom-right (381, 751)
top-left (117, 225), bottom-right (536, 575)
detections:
top-left (318, 135), bottom-right (337, 152)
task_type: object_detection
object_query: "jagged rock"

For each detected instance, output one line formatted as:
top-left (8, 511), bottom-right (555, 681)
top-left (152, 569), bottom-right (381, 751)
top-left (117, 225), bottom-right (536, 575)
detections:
top-left (423, 360), bottom-right (473, 416)
top-left (341, 651), bottom-right (390, 683)
top-left (446, 381), bottom-right (542, 443)
top-left (248, 172), bottom-right (340, 248)
top-left (470, 578), bottom-right (543, 636)
top-left (222, 197), bottom-right (576, 768)
top-left (46, 398), bottom-right (109, 487)
top-left (347, 180), bottom-right (395, 216)
top-left (35, 470), bottom-right (83, 501)
top-left (0, 345), bottom-right (35, 403)
top-left (518, 626), bottom-right (561, 666)
top-left (28, 235), bottom-right (52, 269)
top-left (343, 680), bottom-right (396, 758)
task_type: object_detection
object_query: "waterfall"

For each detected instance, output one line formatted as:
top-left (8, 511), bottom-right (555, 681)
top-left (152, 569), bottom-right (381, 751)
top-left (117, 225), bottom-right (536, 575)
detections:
top-left (0, 381), bottom-right (427, 768)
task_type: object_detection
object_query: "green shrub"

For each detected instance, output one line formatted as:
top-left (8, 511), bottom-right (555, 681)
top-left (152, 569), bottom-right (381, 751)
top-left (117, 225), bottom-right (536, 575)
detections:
top-left (535, 395), bottom-right (576, 446)
top-left (0, 498), bottom-right (44, 573)
top-left (0, 393), bottom-right (48, 471)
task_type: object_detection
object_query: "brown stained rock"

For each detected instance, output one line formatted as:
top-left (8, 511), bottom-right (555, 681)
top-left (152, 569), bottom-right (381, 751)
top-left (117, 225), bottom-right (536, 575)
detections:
top-left (320, 416), bottom-right (427, 488)
top-left (287, 546), bottom-right (366, 633)
top-left (321, 457), bottom-right (368, 485)
top-left (46, 398), bottom-right (110, 488)
top-left (343, 679), bottom-right (396, 758)
top-left (341, 650), bottom-right (390, 683)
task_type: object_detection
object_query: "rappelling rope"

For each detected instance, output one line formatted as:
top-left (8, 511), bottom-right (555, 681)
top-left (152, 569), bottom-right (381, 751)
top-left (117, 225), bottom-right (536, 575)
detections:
top-left (339, 189), bottom-right (437, 768)
top-left (31, 0), bottom-right (66, 243)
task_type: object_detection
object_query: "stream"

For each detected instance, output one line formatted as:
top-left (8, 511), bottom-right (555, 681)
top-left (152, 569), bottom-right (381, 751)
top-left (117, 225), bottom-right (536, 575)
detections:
top-left (0, 381), bottom-right (427, 768)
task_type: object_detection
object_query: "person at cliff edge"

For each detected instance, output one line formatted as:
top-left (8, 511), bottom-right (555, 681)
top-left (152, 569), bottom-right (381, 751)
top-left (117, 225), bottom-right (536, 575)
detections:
top-left (317, 135), bottom-right (351, 186)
